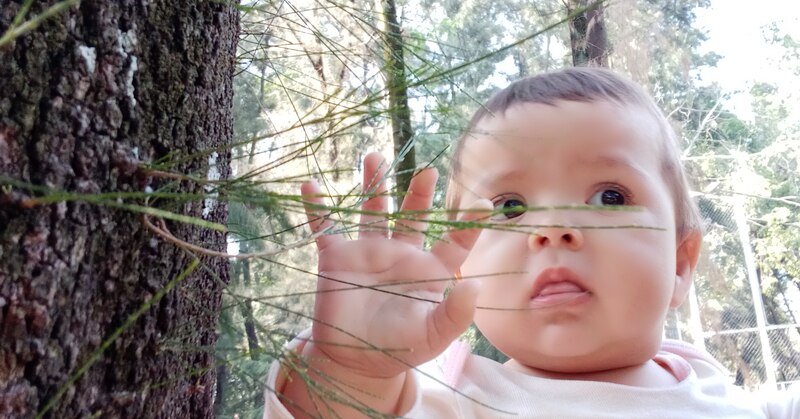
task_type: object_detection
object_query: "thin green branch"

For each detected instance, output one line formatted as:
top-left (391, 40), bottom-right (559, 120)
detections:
top-left (0, 0), bottom-right (81, 48)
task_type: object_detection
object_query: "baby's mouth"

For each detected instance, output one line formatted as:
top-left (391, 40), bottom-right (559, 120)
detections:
top-left (536, 281), bottom-right (585, 297)
top-left (530, 268), bottom-right (590, 307)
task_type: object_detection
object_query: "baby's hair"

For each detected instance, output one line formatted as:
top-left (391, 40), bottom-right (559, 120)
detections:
top-left (445, 67), bottom-right (702, 239)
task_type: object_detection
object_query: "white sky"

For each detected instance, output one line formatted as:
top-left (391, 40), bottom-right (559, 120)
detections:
top-left (695, 1), bottom-right (800, 120)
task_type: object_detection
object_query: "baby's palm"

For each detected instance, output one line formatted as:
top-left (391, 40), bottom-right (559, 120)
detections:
top-left (301, 153), bottom-right (486, 379)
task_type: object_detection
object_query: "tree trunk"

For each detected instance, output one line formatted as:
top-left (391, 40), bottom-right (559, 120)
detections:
top-left (214, 364), bottom-right (228, 416)
top-left (240, 259), bottom-right (260, 361)
top-left (0, 1), bottom-right (238, 417)
top-left (567, 0), bottom-right (609, 67)
top-left (382, 0), bottom-right (415, 205)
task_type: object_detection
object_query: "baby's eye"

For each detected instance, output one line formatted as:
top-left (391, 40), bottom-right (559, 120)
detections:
top-left (491, 195), bottom-right (527, 220)
top-left (587, 186), bottom-right (631, 206)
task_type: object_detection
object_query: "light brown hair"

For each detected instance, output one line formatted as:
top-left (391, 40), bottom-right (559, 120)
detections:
top-left (445, 67), bottom-right (701, 238)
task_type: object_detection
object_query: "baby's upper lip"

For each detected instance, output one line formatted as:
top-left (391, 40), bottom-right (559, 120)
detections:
top-left (530, 267), bottom-right (589, 298)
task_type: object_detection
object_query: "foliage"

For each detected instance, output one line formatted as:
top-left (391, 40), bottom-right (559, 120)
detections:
top-left (210, 2), bottom-right (800, 415)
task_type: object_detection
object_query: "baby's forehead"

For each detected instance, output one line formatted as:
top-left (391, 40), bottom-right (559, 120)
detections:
top-left (449, 100), bottom-right (668, 197)
top-left (476, 99), bottom-right (659, 132)
top-left (464, 101), bottom-right (663, 156)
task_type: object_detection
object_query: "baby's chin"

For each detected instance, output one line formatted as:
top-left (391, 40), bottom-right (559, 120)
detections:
top-left (501, 344), bottom-right (660, 377)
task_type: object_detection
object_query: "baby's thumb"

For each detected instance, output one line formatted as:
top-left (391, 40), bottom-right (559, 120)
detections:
top-left (431, 198), bottom-right (492, 274)
top-left (430, 279), bottom-right (480, 351)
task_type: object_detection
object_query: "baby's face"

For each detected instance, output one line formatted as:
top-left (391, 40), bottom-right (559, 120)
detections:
top-left (457, 100), bottom-right (692, 373)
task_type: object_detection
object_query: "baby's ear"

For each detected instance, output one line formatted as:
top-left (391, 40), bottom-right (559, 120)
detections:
top-left (671, 230), bottom-right (702, 308)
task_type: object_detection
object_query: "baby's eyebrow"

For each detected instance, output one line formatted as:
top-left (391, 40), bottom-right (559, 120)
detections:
top-left (575, 154), bottom-right (648, 177)
top-left (471, 153), bottom-right (650, 192)
top-left (476, 168), bottom-right (527, 189)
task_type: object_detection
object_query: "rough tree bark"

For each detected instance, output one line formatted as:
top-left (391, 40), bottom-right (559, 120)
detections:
top-left (382, 0), bottom-right (415, 203)
top-left (567, 0), bottom-right (609, 67)
top-left (0, 1), bottom-right (238, 417)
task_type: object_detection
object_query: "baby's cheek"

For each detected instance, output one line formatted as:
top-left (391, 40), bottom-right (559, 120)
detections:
top-left (473, 274), bottom-right (507, 308)
top-left (617, 234), bottom-right (675, 300)
top-left (472, 306), bottom-right (504, 342)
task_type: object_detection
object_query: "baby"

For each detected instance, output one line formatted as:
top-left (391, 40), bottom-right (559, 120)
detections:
top-left (264, 68), bottom-right (799, 418)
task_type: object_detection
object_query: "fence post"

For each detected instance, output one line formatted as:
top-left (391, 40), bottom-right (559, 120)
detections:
top-left (732, 161), bottom-right (778, 389)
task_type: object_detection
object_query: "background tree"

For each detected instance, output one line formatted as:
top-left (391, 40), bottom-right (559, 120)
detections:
top-left (567, 0), bottom-right (608, 66)
top-left (0, 1), bottom-right (237, 416)
top-left (409, 0), bottom-right (571, 183)
top-left (382, 0), bottom-right (416, 202)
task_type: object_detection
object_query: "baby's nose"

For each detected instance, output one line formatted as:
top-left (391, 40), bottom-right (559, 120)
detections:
top-left (528, 226), bottom-right (584, 251)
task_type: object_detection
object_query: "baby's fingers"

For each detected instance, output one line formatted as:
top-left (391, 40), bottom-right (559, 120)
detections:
top-left (428, 278), bottom-right (480, 351)
top-left (392, 167), bottom-right (438, 247)
top-left (359, 152), bottom-right (390, 239)
top-left (301, 180), bottom-right (342, 251)
top-left (430, 199), bottom-right (493, 273)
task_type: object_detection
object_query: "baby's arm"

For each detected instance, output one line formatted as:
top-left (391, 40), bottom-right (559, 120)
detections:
top-left (276, 152), bottom-right (488, 418)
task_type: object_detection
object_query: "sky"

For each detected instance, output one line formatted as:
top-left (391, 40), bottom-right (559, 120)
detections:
top-left (695, 1), bottom-right (800, 120)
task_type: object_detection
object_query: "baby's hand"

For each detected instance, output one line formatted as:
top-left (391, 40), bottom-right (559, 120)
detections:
top-left (300, 152), bottom-right (488, 380)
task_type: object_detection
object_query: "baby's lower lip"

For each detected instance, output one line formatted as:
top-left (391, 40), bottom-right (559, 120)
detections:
top-left (530, 291), bottom-right (591, 308)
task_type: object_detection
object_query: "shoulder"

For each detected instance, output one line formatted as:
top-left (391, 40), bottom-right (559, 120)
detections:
top-left (760, 387), bottom-right (800, 419)
top-left (659, 339), bottom-right (730, 379)
top-left (661, 339), bottom-right (800, 418)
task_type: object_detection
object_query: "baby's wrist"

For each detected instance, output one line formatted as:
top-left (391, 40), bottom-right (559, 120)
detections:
top-left (282, 341), bottom-right (409, 417)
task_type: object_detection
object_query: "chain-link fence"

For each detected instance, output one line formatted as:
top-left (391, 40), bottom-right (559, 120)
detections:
top-left (666, 191), bottom-right (800, 392)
